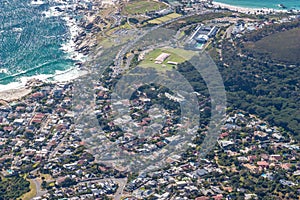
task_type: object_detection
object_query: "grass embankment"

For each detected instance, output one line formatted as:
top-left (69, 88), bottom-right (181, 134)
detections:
top-left (18, 178), bottom-right (37, 200)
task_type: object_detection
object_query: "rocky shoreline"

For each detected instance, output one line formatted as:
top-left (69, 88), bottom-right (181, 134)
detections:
top-left (0, 0), bottom-right (102, 102)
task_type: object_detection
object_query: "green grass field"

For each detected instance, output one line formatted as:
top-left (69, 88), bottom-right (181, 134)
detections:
top-left (123, 0), bottom-right (167, 15)
top-left (245, 28), bottom-right (300, 64)
top-left (166, 13), bottom-right (182, 18)
top-left (156, 16), bottom-right (172, 22)
top-left (148, 13), bottom-right (182, 24)
top-left (139, 48), bottom-right (189, 71)
top-left (148, 19), bottom-right (163, 24)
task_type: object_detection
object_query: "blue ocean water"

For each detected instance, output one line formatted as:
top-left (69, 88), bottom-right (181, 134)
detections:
top-left (214, 0), bottom-right (300, 10)
top-left (0, 0), bottom-right (78, 87)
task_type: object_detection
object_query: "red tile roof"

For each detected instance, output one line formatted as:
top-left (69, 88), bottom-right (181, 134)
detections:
top-left (257, 161), bottom-right (269, 167)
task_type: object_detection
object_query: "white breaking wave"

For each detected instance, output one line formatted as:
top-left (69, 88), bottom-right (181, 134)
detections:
top-left (31, 0), bottom-right (45, 5)
top-left (0, 67), bottom-right (88, 92)
top-left (60, 16), bottom-right (86, 62)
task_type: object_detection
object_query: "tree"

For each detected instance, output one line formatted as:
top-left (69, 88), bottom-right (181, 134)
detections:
top-left (60, 177), bottom-right (77, 188)
top-left (41, 180), bottom-right (47, 189)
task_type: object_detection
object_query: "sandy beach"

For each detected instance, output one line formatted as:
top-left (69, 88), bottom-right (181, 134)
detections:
top-left (212, 1), bottom-right (287, 14)
top-left (0, 88), bottom-right (32, 102)
top-left (0, 66), bottom-right (88, 102)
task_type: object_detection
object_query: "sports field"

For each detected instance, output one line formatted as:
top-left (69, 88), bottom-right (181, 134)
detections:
top-left (148, 13), bottom-right (182, 24)
top-left (139, 48), bottom-right (189, 71)
top-left (123, 0), bottom-right (168, 15)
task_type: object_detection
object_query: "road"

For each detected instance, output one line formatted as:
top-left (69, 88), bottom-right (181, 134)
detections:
top-left (31, 178), bottom-right (47, 199)
top-left (114, 178), bottom-right (127, 200)
top-left (78, 178), bottom-right (127, 200)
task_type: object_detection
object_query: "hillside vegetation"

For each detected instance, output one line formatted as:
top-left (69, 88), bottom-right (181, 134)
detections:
top-left (218, 20), bottom-right (300, 139)
top-left (0, 176), bottom-right (30, 199)
top-left (245, 28), bottom-right (300, 65)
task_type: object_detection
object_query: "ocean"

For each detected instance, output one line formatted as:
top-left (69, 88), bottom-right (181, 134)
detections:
top-left (0, 0), bottom-right (84, 90)
top-left (213, 0), bottom-right (300, 10)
